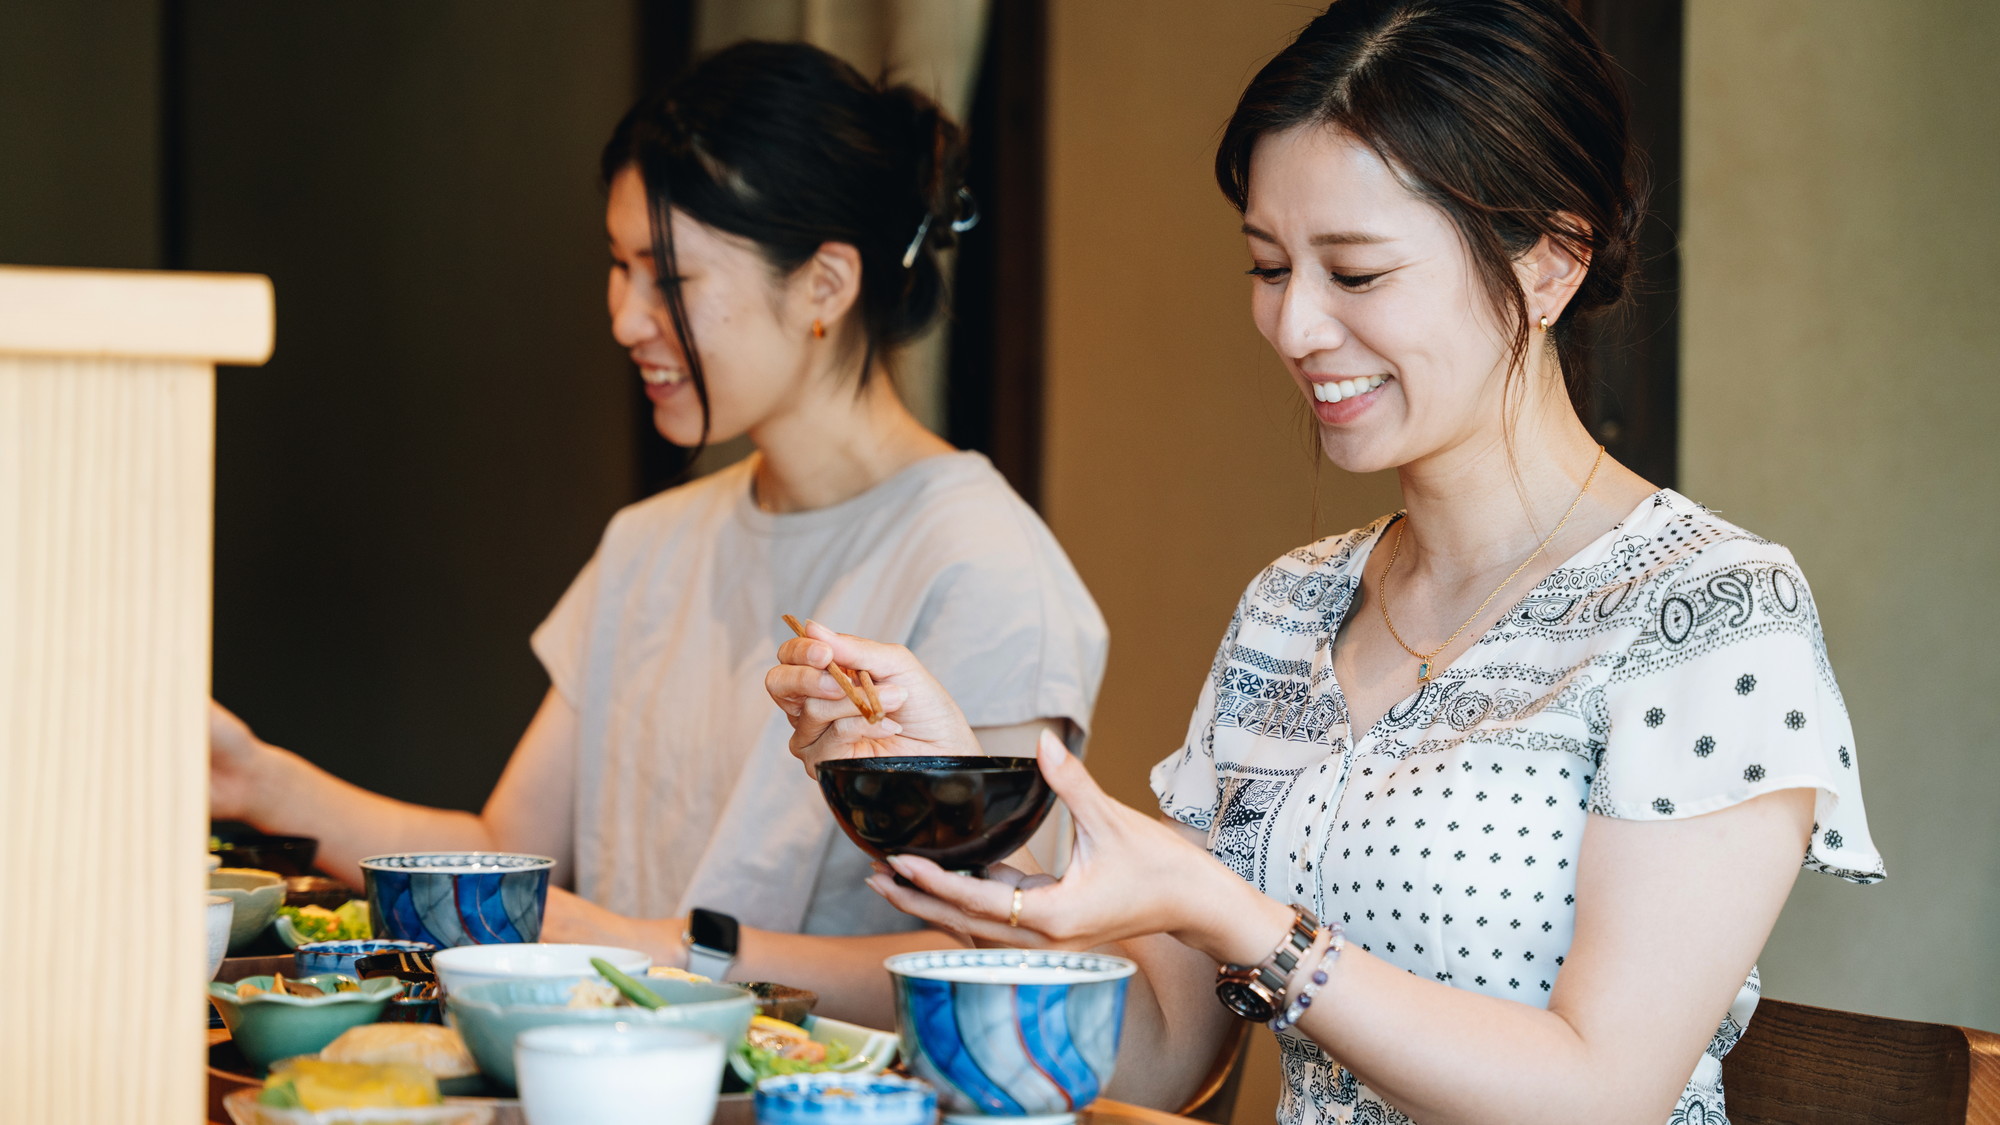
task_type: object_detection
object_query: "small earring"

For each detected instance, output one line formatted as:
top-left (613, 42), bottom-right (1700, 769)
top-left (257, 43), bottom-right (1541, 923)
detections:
top-left (812, 319), bottom-right (825, 339)
top-left (1538, 315), bottom-right (1551, 332)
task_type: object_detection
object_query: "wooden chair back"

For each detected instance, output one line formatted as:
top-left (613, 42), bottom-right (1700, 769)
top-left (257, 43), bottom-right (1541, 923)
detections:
top-left (1723, 997), bottom-right (2000, 1124)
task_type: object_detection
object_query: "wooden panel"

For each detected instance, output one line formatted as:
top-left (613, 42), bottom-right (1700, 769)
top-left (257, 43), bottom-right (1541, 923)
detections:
top-left (1723, 998), bottom-right (1972, 1124)
top-left (0, 266), bottom-right (265, 1125)
top-left (0, 265), bottom-right (272, 363)
top-left (1968, 1025), bottom-right (2000, 1125)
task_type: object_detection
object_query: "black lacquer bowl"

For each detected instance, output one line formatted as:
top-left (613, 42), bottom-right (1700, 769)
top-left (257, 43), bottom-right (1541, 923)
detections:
top-left (818, 756), bottom-right (1055, 877)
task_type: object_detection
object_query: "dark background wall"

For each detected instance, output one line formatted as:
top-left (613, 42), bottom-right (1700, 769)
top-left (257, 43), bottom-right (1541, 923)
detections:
top-left (3, 0), bottom-right (654, 812)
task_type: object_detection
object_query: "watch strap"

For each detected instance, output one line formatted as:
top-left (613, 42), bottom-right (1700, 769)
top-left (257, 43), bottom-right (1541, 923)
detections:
top-left (685, 940), bottom-right (733, 981)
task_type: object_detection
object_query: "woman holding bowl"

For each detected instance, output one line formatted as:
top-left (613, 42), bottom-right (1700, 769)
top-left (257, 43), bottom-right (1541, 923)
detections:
top-left (768, 1), bottom-right (1881, 1120)
top-left (211, 40), bottom-right (1106, 1028)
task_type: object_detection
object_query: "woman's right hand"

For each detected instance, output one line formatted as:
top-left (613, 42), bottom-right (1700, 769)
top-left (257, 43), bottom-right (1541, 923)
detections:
top-left (764, 620), bottom-right (980, 776)
top-left (209, 700), bottom-right (269, 822)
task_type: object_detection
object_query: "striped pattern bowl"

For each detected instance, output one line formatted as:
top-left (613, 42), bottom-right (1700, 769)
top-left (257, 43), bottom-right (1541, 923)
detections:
top-left (359, 852), bottom-right (554, 948)
top-left (886, 949), bottom-right (1136, 1125)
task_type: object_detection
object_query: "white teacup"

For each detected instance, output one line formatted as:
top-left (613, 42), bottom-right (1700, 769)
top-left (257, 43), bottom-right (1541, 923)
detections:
top-left (204, 895), bottom-right (234, 980)
top-left (515, 1024), bottom-right (724, 1125)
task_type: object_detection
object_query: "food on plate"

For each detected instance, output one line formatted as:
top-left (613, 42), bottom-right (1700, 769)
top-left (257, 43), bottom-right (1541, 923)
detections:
top-left (321, 1023), bottom-right (479, 1082)
top-left (237, 973), bottom-right (359, 1000)
top-left (645, 966), bottom-right (712, 984)
top-left (734, 1015), bottom-right (854, 1083)
top-left (280, 900), bottom-right (372, 943)
top-left (565, 978), bottom-right (622, 1009)
top-left (257, 1058), bottom-right (440, 1110)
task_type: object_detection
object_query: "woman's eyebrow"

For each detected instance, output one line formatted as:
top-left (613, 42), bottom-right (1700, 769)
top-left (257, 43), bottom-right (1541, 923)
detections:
top-left (1241, 222), bottom-right (1390, 247)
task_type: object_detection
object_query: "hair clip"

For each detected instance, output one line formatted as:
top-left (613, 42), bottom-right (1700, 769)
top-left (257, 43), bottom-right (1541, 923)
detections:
top-left (950, 187), bottom-right (980, 234)
top-left (901, 189), bottom-right (982, 270)
top-left (901, 214), bottom-right (935, 270)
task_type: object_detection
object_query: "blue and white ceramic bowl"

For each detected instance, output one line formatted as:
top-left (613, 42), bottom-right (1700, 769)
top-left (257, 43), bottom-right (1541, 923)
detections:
top-left (756, 1073), bottom-right (938, 1125)
top-left (359, 852), bottom-right (555, 948)
top-left (885, 949), bottom-right (1136, 1125)
top-left (293, 938), bottom-right (436, 977)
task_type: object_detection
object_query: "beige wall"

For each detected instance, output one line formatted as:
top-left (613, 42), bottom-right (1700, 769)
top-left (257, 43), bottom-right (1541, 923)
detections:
top-left (1683, 0), bottom-right (2000, 1030)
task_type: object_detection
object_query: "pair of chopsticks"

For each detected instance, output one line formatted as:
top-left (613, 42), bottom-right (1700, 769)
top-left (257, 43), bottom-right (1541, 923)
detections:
top-left (783, 615), bottom-right (885, 723)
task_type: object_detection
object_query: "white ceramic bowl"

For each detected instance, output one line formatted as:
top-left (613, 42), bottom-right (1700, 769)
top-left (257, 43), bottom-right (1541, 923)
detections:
top-left (205, 895), bottom-right (235, 980)
top-left (515, 1025), bottom-right (723, 1125)
top-left (431, 942), bottom-right (650, 996)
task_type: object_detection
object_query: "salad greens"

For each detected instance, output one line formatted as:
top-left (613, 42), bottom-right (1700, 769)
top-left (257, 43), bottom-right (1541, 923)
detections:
top-left (278, 900), bottom-right (371, 943)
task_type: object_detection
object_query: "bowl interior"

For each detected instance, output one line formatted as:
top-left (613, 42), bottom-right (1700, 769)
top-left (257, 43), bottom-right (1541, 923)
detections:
top-left (210, 868), bottom-right (284, 892)
top-left (358, 851), bottom-right (556, 873)
top-left (210, 973), bottom-right (402, 1007)
top-left (817, 756), bottom-right (1055, 874)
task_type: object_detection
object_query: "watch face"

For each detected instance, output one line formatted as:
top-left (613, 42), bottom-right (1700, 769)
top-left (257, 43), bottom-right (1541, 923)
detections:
top-left (687, 908), bottom-right (740, 955)
top-left (1216, 978), bottom-right (1277, 1023)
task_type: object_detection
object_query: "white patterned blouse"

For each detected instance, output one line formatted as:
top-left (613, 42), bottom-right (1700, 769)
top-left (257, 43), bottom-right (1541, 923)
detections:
top-left (1150, 490), bottom-right (1883, 1125)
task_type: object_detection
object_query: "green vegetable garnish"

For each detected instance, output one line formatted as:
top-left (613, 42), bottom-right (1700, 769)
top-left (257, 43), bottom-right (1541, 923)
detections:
top-left (590, 957), bottom-right (667, 1009)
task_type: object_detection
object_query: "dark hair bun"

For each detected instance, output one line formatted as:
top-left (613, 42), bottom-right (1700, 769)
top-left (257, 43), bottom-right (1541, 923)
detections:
top-left (602, 40), bottom-right (971, 382)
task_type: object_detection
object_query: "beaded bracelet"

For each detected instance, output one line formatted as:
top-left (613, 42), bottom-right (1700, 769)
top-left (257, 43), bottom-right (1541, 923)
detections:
top-left (1268, 922), bottom-right (1345, 1033)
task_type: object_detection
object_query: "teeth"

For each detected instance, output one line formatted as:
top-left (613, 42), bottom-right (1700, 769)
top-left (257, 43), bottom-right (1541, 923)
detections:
top-left (1312, 375), bottom-right (1387, 403)
top-left (640, 366), bottom-right (687, 387)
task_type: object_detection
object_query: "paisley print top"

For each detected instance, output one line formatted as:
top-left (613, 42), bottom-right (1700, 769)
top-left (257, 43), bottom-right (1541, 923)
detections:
top-left (1151, 490), bottom-right (1883, 1125)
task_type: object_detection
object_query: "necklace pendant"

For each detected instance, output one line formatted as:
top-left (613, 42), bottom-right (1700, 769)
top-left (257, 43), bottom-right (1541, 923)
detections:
top-left (1417, 660), bottom-right (1433, 683)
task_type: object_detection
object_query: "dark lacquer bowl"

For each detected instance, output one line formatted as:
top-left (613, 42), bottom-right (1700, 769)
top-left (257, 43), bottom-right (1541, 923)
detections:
top-left (211, 832), bottom-right (320, 878)
top-left (817, 756), bottom-right (1055, 877)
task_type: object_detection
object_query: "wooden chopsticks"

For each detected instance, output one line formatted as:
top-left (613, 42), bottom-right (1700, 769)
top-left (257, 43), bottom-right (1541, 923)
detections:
top-left (783, 615), bottom-right (884, 723)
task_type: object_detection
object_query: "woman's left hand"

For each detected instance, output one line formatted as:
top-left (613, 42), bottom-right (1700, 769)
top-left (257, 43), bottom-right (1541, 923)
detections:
top-left (865, 732), bottom-right (1283, 964)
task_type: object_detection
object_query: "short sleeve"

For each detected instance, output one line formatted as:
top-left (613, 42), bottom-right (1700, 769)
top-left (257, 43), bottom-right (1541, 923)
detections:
top-left (529, 550), bottom-right (602, 709)
top-left (904, 538), bottom-right (1108, 752)
top-left (1592, 541), bottom-right (1884, 883)
top-left (1148, 574), bottom-right (1257, 833)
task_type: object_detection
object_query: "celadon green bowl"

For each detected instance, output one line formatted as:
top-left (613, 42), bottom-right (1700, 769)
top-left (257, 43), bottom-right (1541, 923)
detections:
top-left (207, 973), bottom-right (402, 1072)
top-left (447, 975), bottom-right (756, 1092)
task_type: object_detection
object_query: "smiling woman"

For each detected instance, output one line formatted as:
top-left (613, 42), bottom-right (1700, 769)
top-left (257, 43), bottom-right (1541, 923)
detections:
top-left (209, 40), bottom-right (1107, 1030)
top-left (765, 2), bottom-right (1883, 1123)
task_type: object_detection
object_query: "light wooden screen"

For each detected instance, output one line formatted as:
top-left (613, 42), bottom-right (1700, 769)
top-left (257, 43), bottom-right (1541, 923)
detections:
top-left (0, 265), bottom-right (273, 1125)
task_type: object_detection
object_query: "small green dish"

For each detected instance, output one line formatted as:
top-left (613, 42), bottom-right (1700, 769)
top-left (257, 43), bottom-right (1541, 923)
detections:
top-left (206, 973), bottom-right (402, 1072)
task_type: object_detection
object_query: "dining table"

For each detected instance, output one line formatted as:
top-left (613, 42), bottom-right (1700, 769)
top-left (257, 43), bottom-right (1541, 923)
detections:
top-left (204, 1027), bottom-right (1208, 1125)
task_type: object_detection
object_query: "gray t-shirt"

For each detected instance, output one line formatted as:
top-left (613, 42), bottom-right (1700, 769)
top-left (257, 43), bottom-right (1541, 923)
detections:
top-left (532, 451), bottom-right (1107, 934)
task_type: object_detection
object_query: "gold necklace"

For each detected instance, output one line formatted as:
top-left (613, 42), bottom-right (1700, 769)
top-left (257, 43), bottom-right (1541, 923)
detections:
top-left (1377, 445), bottom-right (1605, 684)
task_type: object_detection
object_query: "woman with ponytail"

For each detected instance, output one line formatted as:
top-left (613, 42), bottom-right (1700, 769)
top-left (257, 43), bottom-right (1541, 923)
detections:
top-left (211, 41), bottom-right (1106, 1027)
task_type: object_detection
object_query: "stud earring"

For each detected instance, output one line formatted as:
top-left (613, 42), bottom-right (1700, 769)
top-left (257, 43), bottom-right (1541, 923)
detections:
top-left (812, 319), bottom-right (825, 339)
top-left (1538, 315), bottom-right (1551, 332)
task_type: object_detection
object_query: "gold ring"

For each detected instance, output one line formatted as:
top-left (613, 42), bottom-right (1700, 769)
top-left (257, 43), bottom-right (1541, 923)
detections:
top-left (1008, 888), bottom-right (1024, 928)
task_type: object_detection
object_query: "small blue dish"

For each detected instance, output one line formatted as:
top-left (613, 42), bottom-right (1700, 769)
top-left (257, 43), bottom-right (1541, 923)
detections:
top-left (359, 851), bottom-right (554, 948)
top-left (755, 1073), bottom-right (937, 1125)
top-left (294, 938), bottom-right (436, 977)
top-left (887, 948), bottom-right (1135, 1125)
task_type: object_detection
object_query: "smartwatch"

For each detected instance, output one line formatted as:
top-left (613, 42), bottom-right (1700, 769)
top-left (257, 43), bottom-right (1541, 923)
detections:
top-left (684, 907), bottom-right (740, 981)
top-left (1215, 904), bottom-right (1320, 1022)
